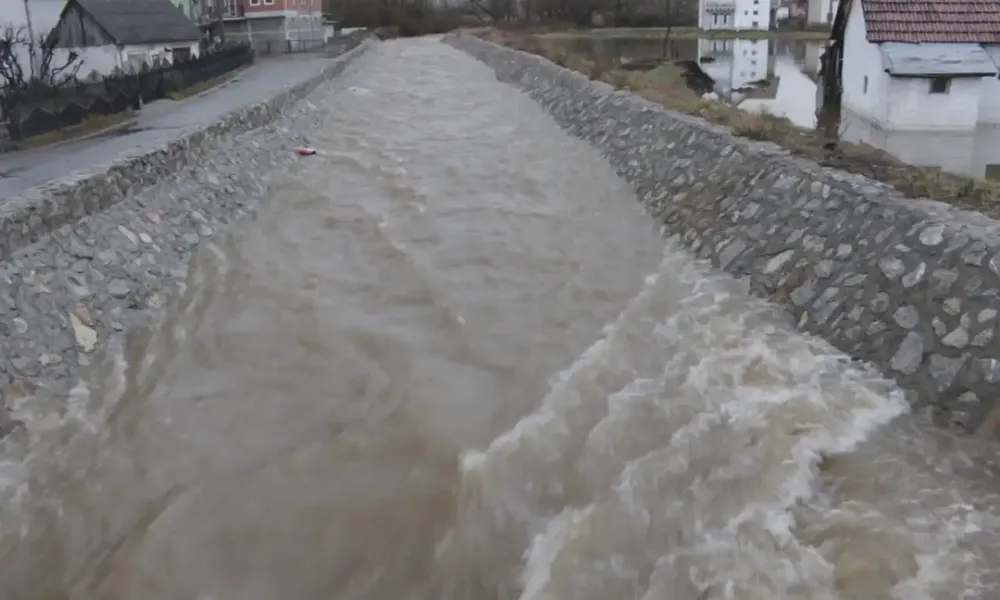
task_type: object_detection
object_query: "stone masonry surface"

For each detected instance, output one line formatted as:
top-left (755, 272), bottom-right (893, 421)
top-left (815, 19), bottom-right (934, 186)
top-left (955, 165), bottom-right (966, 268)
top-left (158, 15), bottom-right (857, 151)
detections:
top-left (445, 33), bottom-right (1000, 436)
top-left (0, 37), bottom-right (374, 440)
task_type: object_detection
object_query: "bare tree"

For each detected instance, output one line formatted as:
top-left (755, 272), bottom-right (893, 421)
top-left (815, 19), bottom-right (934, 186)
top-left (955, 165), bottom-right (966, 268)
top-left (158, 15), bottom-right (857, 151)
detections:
top-left (0, 23), bottom-right (81, 93)
top-left (659, 0), bottom-right (680, 59)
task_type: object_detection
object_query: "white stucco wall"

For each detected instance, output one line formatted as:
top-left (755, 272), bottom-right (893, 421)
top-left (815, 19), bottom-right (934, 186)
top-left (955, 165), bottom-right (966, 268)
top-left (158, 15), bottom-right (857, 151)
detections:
top-left (978, 68), bottom-right (1000, 125)
top-left (699, 0), bottom-right (767, 30)
top-left (74, 42), bottom-right (201, 79)
top-left (840, 109), bottom-right (978, 175)
top-left (701, 8), bottom-right (735, 29)
top-left (733, 0), bottom-right (769, 29)
top-left (885, 76), bottom-right (981, 131)
top-left (840, 0), bottom-right (887, 127)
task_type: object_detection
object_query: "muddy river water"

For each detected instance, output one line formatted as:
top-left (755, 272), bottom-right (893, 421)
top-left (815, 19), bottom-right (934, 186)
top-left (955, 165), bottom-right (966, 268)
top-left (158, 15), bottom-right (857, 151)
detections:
top-left (2, 38), bottom-right (1000, 600)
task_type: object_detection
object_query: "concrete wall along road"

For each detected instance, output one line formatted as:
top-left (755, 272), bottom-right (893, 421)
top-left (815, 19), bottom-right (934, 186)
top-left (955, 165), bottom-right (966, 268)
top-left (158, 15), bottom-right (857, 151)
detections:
top-left (444, 33), bottom-right (1000, 437)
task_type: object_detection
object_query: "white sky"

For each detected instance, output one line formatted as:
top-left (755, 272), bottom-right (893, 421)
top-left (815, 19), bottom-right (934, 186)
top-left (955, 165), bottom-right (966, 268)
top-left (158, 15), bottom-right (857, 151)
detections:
top-left (1, 0), bottom-right (67, 34)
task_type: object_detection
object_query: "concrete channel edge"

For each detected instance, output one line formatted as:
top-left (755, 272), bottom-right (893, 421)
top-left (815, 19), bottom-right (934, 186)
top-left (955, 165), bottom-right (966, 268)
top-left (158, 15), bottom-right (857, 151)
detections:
top-left (444, 32), bottom-right (1000, 437)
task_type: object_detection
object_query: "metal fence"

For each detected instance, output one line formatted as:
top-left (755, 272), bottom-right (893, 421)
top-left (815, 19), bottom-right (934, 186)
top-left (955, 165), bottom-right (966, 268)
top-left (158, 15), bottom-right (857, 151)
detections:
top-left (1, 42), bottom-right (254, 142)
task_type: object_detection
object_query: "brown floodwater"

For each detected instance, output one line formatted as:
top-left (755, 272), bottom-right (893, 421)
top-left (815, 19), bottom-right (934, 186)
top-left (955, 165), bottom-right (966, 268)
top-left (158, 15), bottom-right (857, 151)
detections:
top-left (2, 38), bottom-right (1000, 600)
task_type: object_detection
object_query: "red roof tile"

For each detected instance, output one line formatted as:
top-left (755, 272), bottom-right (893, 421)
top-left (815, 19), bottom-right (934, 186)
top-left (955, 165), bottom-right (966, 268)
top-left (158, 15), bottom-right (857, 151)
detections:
top-left (861, 0), bottom-right (1000, 43)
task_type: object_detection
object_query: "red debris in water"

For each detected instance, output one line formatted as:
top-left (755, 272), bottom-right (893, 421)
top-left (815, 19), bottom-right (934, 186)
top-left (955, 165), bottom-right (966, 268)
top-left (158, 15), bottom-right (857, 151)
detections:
top-left (295, 147), bottom-right (317, 156)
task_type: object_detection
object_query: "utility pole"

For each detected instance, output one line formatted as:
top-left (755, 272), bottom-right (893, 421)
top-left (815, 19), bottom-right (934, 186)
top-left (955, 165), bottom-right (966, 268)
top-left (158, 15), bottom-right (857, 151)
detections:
top-left (22, 0), bottom-right (37, 79)
top-left (215, 0), bottom-right (226, 43)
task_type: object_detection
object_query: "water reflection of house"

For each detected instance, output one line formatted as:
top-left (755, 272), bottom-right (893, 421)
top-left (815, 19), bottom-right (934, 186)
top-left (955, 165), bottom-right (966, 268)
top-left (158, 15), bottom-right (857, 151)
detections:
top-left (807, 0), bottom-right (838, 25)
top-left (698, 0), bottom-right (771, 30)
top-left (695, 38), bottom-right (823, 128)
top-left (825, 0), bottom-right (1000, 178)
top-left (698, 38), bottom-right (772, 91)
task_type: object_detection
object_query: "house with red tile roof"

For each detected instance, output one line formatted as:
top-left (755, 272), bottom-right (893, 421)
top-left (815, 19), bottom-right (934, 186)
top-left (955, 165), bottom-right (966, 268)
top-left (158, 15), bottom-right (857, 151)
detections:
top-left (825, 0), bottom-right (1000, 175)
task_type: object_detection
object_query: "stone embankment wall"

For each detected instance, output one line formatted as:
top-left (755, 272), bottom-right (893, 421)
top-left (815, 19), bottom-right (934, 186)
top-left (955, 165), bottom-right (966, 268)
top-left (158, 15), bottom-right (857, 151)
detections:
top-left (0, 38), bottom-right (373, 437)
top-left (445, 33), bottom-right (1000, 436)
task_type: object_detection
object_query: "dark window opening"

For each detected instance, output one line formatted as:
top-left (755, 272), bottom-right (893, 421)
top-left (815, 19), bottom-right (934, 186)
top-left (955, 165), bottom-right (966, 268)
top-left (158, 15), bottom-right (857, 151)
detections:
top-left (928, 77), bottom-right (950, 94)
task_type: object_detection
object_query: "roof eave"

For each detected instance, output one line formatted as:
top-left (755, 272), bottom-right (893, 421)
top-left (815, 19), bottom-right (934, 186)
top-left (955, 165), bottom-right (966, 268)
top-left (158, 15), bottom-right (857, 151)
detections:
top-left (121, 37), bottom-right (202, 45)
top-left (885, 70), bottom-right (998, 78)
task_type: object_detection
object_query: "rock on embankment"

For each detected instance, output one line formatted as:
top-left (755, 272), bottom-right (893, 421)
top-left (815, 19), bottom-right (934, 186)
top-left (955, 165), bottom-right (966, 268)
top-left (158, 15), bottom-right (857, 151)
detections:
top-left (0, 37), bottom-right (374, 437)
top-left (444, 32), bottom-right (1000, 437)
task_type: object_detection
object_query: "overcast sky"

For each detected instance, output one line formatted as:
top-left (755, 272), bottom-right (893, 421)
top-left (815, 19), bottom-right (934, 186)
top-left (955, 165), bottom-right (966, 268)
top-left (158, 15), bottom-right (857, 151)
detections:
top-left (1, 0), bottom-right (67, 34)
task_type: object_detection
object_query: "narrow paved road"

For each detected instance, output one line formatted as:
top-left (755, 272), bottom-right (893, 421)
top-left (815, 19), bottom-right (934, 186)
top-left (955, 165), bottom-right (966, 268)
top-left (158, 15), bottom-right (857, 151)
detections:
top-left (0, 55), bottom-right (334, 200)
top-left (1, 38), bottom-right (999, 600)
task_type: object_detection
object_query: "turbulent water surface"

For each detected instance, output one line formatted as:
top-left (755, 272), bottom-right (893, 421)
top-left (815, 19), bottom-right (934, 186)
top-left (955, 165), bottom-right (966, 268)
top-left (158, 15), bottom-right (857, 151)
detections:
top-left (3, 38), bottom-right (1000, 600)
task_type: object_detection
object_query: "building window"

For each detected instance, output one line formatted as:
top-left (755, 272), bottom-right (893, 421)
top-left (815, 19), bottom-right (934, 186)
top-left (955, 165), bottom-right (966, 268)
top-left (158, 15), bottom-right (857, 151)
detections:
top-left (249, 0), bottom-right (260, 4)
top-left (928, 77), bottom-right (950, 94)
top-left (263, 0), bottom-right (273, 5)
top-left (752, 20), bottom-right (759, 26)
top-left (863, 75), bottom-right (868, 94)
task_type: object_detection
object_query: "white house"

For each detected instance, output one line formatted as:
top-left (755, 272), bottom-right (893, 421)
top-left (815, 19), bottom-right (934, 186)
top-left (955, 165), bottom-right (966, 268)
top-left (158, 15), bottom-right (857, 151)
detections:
top-left (698, 0), bottom-right (771, 31)
top-left (47, 0), bottom-right (203, 79)
top-left (829, 0), bottom-right (1000, 176)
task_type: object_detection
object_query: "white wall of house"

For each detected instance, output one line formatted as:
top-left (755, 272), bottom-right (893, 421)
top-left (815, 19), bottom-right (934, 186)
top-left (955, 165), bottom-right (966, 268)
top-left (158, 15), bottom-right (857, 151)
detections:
top-left (840, 0), bottom-right (887, 127)
top-left (701, 7), bottom-right (735, 30)
top-left (978, 64), bottom-right (1000, 124)
top-left (733, 0), bottom-right (769, 29)
top-left (885, 76), bottom-right (982, 131)
top-left (840, 109), bottom-right (978, 174)
top-left (699, 0), bottom-right (768, 30)
top-left (73, 41), bottom-right (201, 79)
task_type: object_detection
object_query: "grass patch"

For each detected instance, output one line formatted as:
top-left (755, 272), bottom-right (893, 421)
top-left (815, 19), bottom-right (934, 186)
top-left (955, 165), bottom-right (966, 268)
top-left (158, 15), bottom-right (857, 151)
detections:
top-left (167, 66), bottom-right (248, 101)
top-left (13, 110), bottom-right (136, 151)
top-left (482, 30), bottom-right (1000, 215)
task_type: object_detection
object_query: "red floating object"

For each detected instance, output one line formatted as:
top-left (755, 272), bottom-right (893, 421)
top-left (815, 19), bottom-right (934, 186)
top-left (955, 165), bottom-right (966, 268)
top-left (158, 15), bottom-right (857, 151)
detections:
top-left (295, 147), bottom-right (317, 156)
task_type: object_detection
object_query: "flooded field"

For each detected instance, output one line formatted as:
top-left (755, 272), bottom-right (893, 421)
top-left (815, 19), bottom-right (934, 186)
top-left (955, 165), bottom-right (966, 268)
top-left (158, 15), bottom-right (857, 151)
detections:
top-left (558, 35), bottom-right (1000, 182)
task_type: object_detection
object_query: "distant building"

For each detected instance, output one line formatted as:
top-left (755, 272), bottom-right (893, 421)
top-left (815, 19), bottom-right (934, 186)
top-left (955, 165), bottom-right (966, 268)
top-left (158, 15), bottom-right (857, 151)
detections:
top-left (698, 0), bottom-right (771, 31)
top-left (168, 0), bottom-right (200, 19)
top-left (807, 0), bottom-right (838, 25)
top-left (825, 0), bottom-right (1000, 177)
top-left (199, 0), bottom-right (323, 53)
top-left (48, 0), bottom-right (203, 78)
